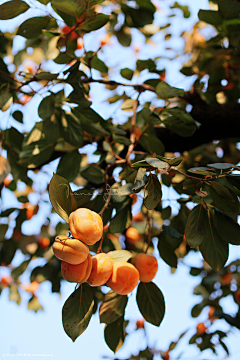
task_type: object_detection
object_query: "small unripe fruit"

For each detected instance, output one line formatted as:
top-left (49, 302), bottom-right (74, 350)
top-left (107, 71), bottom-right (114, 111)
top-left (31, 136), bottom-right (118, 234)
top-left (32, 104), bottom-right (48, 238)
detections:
top-left (87, 253), bottom-right (113, 286)
top-left (69, 208), bottom-right (103, 245)
top-left (61, 254), bottom-right (92, 283)
top-left (136, 319), bottom-right (145, 329)
top-left (131, 253), bottom-right (158, 283)
top-left (196, 322), bottom-right (207, 334)
top-left (107, 261), bottom-right (139, 295)
top-left (125, 227), bottom-right (140, 244)
top-left (52, 235), bottom-right (89, 265)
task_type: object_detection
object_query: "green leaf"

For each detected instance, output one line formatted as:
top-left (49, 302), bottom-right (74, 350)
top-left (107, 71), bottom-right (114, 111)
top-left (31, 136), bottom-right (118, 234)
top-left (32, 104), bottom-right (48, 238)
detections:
top-left (61, 112), bottom-right (83, 147)
top-left (226, 175), bottom-right (240, 190)
top-left (28, 296), bottom-right (43, 313)
top-left (161, 206), bottom-right (171, 220)
top-left (136, 282), bottom-right (165, 326)
top-left (212, 208), bottom-right (240, 245)
top-left (209, 181), bottom-right (239, 214)
top-left (104, 316), bottom-right (125, 353)
top-left (81, 13), bottom-right (109, 32)
top-left (116, 183), bottom-right (134, 196)
top-left (115, 27), bottom-right (132, 47)
top-left (133, 168), bottom-right (149, 193)
top-left (0, 0), bottom-right (30, 20)
top-left (52, 0), bottom-right (87, 20)
top-left (145, 157), bottom-right (170, 170)
top-left (120, 68), bottom-right (134, 80)
top-left (121, 99), bottom-right (135, 112)
top-left (56, 150), bottom-right (81, 183)
top-left (144, 174), bottom-right (162, 210)
top-left (11, 260), bottom-right (30, 279)
top-left (131, 159), bottom-right (156, 170)
top-left (187, 167), bottom-right (217, 176)
top-left (62, 284), bottom-right (94, 342)
top-left (198, 9), bottom-right (223, 27)
top-left (81, 165), bottom-right (104, 184)
top-left (185, 204), bottom-right (208, 247)
top-left (12, 110), bottom-right (23, 123)
top-left (109, 203), bottom-right (131, 233)
top-left (199, 208), bottom-right (229, 271)
top-left (38, 94), bottom-right (55, 120)
top-left (158, 236), bottom-right (178, 268)
top-left (207, 163), bottom-right (235, 170)
top-left (9, 284), bottom-right (21, 305)
top-left (49, 173), bottom-right (77, 223)
top-left (99, 291), bottom-right (128, 324)
top-left (162, 225), bottom-right (183, 238)
top-left (37, 0), bottom-right (51, 4)
top-left (139, 128), bottom-right (165, 155)
top-left (156, 82), bottom-right (184, 99)
top-left (163, 108), bottom-right (197, 137)
top-left (156, 155), bottom-right (182, 166)
top-left (34, 72), bottom-right (59, 81)
top-left (19, 140), bottom-right (54, 168)
top-left (170, 2), bottom-right (190, 18)
top-left (107, 250), bottom-right (133, 263)
top-left (17, 16), bottom-right (51, 39)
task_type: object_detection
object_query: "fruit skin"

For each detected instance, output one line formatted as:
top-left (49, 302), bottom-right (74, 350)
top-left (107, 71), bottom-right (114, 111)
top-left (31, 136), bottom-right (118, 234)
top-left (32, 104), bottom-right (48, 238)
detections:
top-left (22, 281), bottom-right (39, 294)
top-left (61, 254), bottom-right (92, 283)
top-left (136, 319), bottom-right (145, 329)
top-left (132, 212), bottom-right (145, 222)
top-left (69, 208), bottom-right (103, 245)
top-left (196, 322), bottom-right (207, 334)
top-left (52, 235), bottom-right (89, 265)
top-left (234, 288), bottom-right (240, 303)
top-left (131, 253), bottom-right (158, 283)
top-left (39, 237), bottom-right (50, 249)
top-left (221, 272), bottom-right (232, 286)
top-left (208, 306), bottom-right (217, 322)
top-left (125, 227), bottom-right (140, 244)
top-left (87, 253), bottom-right (113, 286)
top-left (106, 261), bottom-right (140, 295)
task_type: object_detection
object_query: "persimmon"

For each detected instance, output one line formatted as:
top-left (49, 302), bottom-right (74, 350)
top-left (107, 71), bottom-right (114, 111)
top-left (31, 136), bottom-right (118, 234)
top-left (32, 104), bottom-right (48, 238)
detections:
top-left (61, 254), bottom-right (92, 283)
top-left (234, 288), bottom-right (240, 303)
top-left (131, 253), bottom-right (158, 283)
top-left (38, 237), bottom-right (50, 249)
top-left (77, 38), bottom-right (84, 49)
top-left (106, 261), bottom-right (139, 295)
top-left (125, 227), bottom-right (140, 244)
top-left (0, 276), bottom-right (12, 287)
top-left (132, 212), bottom-right (145, 222)
top-left (61, 25), bottom-right (78, 40)
top-left (136, 319), bottom-right (145, 329)
top-left (196, 322), bottom-right (207, 334)
top-left (69, 208), bottom-right (103, 245)
top-left (87, 253), bottom-right (113, 286)
top-left (161, 351), bottom-right (170, 360)
top-left (22, 281), bottom-right (39, 294)
top-left (208, 306), bottom-right (217, 322)
top-left (221, 272), bottom-right (232, 286)
top-left (20, 94), bottom-right (31, 105)
top-left (52, 235), bottom-right (89, 265)
top-left (129, 193), bottom-right (137, 205)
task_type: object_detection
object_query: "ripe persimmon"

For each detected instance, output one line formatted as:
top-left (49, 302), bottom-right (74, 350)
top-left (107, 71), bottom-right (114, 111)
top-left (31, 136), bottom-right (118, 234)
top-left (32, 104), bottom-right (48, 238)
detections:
top-left (69, 208), bottom-right (103, 245)
top-left (61, 254), bottom-right (92, 283)
top-left (196, 322), bottom-right (207, 334)
top-left (125, 227), bottom-right (140, 244)
top-left (131, 253), bottom-right (158, 282)
top-left (22, 281), bottom-right (39, 294)
top-left (87, 253), bottom-right (113, 286)
top-left (52, 235), bottom-right (89, 265)
top-left (38, 237), bottom-right (50, 249)
top-left (107, 261), bottom-right (139, 295)
top-left (136, 319), bottom-right (145, 329)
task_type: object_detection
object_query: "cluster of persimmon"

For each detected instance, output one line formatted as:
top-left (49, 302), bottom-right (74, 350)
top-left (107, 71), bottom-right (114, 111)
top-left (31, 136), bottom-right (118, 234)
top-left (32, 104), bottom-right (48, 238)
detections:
top-left (52, 208), bottom-right (158, 295)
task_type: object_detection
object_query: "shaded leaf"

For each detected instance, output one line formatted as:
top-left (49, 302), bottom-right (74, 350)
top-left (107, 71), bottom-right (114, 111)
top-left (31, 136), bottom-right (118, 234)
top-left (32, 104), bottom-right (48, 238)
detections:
top-left (156, 82), bottom-right (184, 99)
top-left (49, 173), bottom-right (77, 223)
top-left (136, 282), bottom-right (165, 326)
top-left (120, 68), bottom-right (134, 80)
top-left (99, 291), bottom-right (128, 324)
top-left (81, 165), bottom-right (104, 184)
top-left (56, 150), bottom-right (81, 183)
top-left (104, 316), bottom-right (125, 353)
top-left (185, 204), bottom-right (208, 247)
top-left (158, 236), bottom-right (178, 268)
top-left (209, 181), bottom-right (239, 214)
top-left (198, 9), bottom-right (223, 27)
top-left (62, 284), bottom-right (94, 342)
top-left (144, 174), bottom-right (162, 210)
top-left (17, 16), bottom-right (51, 39)
top-left (212, 208), bottom-right (240, 245)
top-left (0, 0), bottom-right (29, 20)
top-left (61, 112), bottom-right (83, 148)
top-left (132, 168), bottom-right (149, 193)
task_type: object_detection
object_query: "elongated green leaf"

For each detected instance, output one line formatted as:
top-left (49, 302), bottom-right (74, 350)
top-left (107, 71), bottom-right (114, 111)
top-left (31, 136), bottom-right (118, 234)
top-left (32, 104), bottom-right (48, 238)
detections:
top-left (104, 316), bottom-right (125, 353)
top-left (156, 155), bottom-right (182, 166)
top-left (131, 159), bottom-right (156, 170)
top-left (185, 204), bottom-right (208, 247)
top-left (19, 140), bottom-right (54, 168)
top-left (144, 174), bottom-right (162, 210)
top-left (49, 173), bottom-right (77, 223)
top-left (132, 168), bottom-right (149, 193)
top-left (120, 68), bottom-right (134, 80)
top-left (212, 208), bottom-right (240, 245)
top-left (207, 163), bottom-right (235, 170)
top-left (81, 13), bottom-right (109, 32)
top-left (199, 208), bottom-right (229, 271)
top-left (11, 260), bottom-right (30, 279)
top-left (145, 158), bottom-right (170, 170)
top-left (188, 167), bottom-right (217, 176)
top-left (38, 94), bottom-right (55, 120)
top-left (209, 181), bottom-right (239, 214)
top-left (9, 284), bottom-right (21, 305)
top-left (81, 165), bottom-right (104, 184)
top-left (56, 150), bottom-right (81, 183)
top-left (0, 0), bottom-right (29, 20)
top-left (99, 291), bottom-right (128, 324)
top-left (162, 225), bottom-right (183, 239)
top-left (136, 282), bottom-right (165, 326)
top-left (158, 236), bottom-right (178, 268)
top-left (61, 113), bottom-right (83, 148)
top-left (198, 9), bottom-right (223, 27)
top-left (17, 16), bottom-right (51, 39)
top-left (62, 284), bottom-right (94, 342)
top-left (109, 203), bottom-right (132, 233)
top-left (156, 82), bottom-right (184, 99)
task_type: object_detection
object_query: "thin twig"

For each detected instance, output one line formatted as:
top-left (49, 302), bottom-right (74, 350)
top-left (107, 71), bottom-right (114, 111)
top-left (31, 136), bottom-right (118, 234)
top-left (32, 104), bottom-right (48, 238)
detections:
top-left (126, 94), bottom-right (140, 165)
